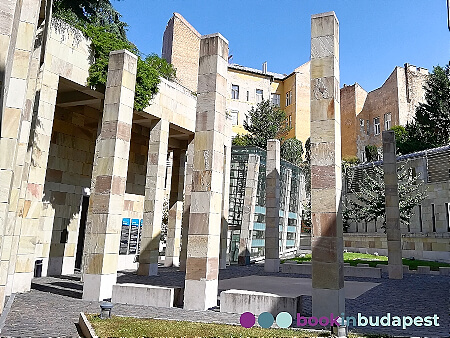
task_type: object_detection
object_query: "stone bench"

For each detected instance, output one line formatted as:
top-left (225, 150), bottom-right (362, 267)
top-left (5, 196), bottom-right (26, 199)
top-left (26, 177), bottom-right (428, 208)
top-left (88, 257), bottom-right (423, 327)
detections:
top-left (439, 267), bottom-right (450, 275)
top-left (281, 262), bottom-right (311, 274)
top-left (220, 289), bottom-right (303, 317)
top-left (282, 263), bottom-right (381, 278)
top-left (112, 283), bottom-right (184, 308)
top-left (344, 266), bottom-right (381, 278)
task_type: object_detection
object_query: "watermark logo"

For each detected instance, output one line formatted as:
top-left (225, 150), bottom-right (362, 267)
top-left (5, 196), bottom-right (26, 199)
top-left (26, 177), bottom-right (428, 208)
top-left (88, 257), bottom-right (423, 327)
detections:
top-left (239, 312), bottom-right (440, 330)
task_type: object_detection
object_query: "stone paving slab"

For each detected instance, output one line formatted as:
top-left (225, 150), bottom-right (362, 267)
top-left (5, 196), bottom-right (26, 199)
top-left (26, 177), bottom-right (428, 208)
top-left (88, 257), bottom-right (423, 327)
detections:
top-left (0, 264), bottom-right (448, 337)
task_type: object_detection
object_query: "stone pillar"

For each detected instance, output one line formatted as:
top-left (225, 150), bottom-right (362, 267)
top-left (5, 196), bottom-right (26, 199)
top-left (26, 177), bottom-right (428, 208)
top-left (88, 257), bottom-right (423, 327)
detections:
top-left (165, 149), bottom-right (185, 267)
top-left (219, 139), bottom-right (231, 270)
top-left (281, 169), bottom-right (292, 254)
top-left (382, 130), bottom-right (403, 279)
top-left (295, 172), bottom-right (305, 250)
top-left (82, 50), bottom-right (137, 301)
top-left (265, 139), bottom-right (280, 272)
top-left (238, 154), bottom-right (260, 265)
top-left (137, 118), bottom-right (169, 276)
top-left (183, 33), bottom-right (228, 311)
top-left (310, 12), bottom-right (345, 319)
top-left (179, 140), bottom-right (193, 271)
top-left (0, 0), bottom-right (50, 294)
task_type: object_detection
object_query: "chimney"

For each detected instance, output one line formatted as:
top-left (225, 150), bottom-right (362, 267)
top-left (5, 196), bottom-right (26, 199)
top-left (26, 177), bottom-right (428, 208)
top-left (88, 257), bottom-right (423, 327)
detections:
top-left (262, 61), bottom-right (267, 74)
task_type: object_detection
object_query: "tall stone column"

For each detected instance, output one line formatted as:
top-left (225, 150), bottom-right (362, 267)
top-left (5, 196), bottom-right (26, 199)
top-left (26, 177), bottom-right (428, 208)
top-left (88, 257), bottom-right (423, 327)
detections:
top-left (310, 12), bottom-right (345, 319)
top-left (382, 130), bottom-right (403, 279)
top-left (265, 139), bottom-right (280, 272)
top-left (238, 154), bottom-right (260, 265)
top-left (219, 140), bottom-right (231, 270)
top-left (281, 169), bottom-right (292, 254)
top-left (179, 140), bottom-right (193, 271)
top-left (0, 0), bottom-right (41, 309)
top-left (165, 149), bottom-right (185, 267)
top-left (184, 33), bottom-right (228, 310)
top-left (82, 50), bottom-right (137, 301)
top-left (137, 118), bottom-right (169, 276)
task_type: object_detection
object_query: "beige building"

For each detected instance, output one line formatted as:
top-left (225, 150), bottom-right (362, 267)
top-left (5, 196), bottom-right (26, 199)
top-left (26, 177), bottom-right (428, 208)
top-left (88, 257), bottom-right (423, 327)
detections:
top-left (341, 64), bottom-right (428, 161)
top-left (226, 62), bottom-right (311, 147)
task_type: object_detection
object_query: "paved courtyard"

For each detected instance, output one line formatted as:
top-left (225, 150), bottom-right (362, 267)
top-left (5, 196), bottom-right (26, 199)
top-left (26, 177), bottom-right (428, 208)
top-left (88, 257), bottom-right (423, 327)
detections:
top-left (0, 263), bottom-right (448, 337)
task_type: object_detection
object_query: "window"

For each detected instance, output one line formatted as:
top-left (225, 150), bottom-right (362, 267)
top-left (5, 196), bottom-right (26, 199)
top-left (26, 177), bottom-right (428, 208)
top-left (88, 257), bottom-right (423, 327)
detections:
top-left (384, 113), bottom-right (391, 130)
top-left (256, 89), bottom-right (263, 102)
top-left (288, 115), bottom-right (292, 128)
top-left (373, 117), bottom-right (380, 135)
top-left (285, 90), bottom-right (292, 106)
top-left (366, 120), bottom-right (370, 135)
top-left (231, 85), bottom-right (239, 100)
top-left (359, 119), bottom-right (364, 131)
top-left (230, 111), bottom-right (238, 126)
top-left (246, 90), bottom-right (249, 101)
top-left (271, 93), bottom-right (280, 106)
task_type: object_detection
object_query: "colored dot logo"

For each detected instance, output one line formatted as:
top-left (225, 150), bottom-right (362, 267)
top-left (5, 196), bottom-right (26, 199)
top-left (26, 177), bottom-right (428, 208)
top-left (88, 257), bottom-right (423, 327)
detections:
top-left (239, 311), bottom-right (293, 329)
top-left (239, 312), bottom-right (255, 328)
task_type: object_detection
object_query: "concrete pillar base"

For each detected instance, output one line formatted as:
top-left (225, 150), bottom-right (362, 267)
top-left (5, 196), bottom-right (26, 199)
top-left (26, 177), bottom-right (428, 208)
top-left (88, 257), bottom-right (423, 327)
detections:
top-left (219, 256), bottom-right (227, 269)
top-left (388, 264), bottom-right (403, 279)
top-left (164, 256), bottom-right (179, 267)
top-left (137, 263), bottom-right (158, 276)
top-left (264, 259), bottom-right (280, 272)
top-left (312, 287), bottom-right (345, 320)
top-left (82, 273), bottom-right (117, 301)
top-left (11, 272), bottom-right (33, 293)
top-left (48, 256), bottom-right (75, 276)
top-left (238, 255), bottom-right (250, 266)
top-left (184, 279), bottom-right (218, 310)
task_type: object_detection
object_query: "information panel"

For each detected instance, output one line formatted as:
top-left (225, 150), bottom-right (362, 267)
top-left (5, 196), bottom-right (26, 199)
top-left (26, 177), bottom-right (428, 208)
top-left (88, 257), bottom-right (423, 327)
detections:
top-left (120, 218), bottom-right (131, 254)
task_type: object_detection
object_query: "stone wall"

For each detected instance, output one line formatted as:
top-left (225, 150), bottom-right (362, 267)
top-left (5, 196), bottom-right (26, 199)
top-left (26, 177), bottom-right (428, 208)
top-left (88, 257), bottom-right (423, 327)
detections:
top-left (344, 233), bottom-right (450, 263)
top-left (43, 105), bottom-right (99, 275)
top-left (162, 13), bottom-right (201, 93)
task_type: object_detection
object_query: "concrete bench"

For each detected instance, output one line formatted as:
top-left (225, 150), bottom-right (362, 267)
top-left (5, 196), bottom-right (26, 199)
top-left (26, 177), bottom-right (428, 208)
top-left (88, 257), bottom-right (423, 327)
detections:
top-left (282, 263), bottom-right (381, 278)
top-left (344, 266), bottom-right (381, 278)
top-left (220, 289), bottom-right (302, 317)
top-left (281, 263), bottom-right (311, 274)
top-left (112, 283), bottom-right (184, 308)
top-left (417, 266), bottom-right (431, 274)
top-left (439, 267), bottom-right (450, 275)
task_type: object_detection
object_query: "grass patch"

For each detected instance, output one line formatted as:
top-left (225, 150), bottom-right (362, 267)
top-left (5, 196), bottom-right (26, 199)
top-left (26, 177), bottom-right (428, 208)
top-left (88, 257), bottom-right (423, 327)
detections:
top-left (286, 252), bottom-right (450, 270)
top-left (86, 314), bottom-right (332, 337)
top-left (86, 314), bottom-right (380, 338)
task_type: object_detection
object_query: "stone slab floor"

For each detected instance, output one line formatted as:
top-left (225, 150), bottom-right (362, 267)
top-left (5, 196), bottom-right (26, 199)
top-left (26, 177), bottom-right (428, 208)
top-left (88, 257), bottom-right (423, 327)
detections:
top-left (0, 264), bottom-right (448, 337)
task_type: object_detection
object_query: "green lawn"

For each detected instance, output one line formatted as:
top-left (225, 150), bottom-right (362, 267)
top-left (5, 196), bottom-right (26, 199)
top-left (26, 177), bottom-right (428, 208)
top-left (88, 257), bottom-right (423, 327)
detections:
top-left (286, 252), bottom-right (450, 270)
top-left (86, 314), bottom-right (386, 338)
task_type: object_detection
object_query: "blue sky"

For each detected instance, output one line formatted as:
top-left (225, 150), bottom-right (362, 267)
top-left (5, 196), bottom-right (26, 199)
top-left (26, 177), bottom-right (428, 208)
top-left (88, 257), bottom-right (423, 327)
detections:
top-left (114, 0), bottom-right (449, 92)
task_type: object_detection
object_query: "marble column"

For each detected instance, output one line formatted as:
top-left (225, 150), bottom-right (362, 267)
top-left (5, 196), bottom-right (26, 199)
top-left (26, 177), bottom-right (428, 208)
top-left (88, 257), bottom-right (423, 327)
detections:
top-left (265, 139), bottom-right (280, 272)
top-left (183, 33), bottom-right (228, 310)
top-left (165, 149), bottom-right (185, 267)
top-left (82, 50), bottom-right (137, 301)
top-left (382, 130), bottom-right (403, 279)
top-left (137, 118), bottom-right (169, 276)
top-left (238, 154), bottom-right (260, 265)
top-left (310, 11), bottom-right (345, 319)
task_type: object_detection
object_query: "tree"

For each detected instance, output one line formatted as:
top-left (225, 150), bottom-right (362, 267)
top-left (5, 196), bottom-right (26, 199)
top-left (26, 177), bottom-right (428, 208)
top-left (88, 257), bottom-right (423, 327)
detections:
top-left (280, 138), bottom-right (303, 166)
top-left (390, 63), bottom-right (450, 154)
top-left (234, 99), bottom-right (291, 149)
top-left (53, 0), bottom-right (128, 39)
top-left (365, 144), bottom-right (379, 162)
top-left (343, 161), bottom-right (426, 232)
top-left (53, 0), bottom-right (176, 111)
top-left (413, 63), bottom-right (450, 148)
